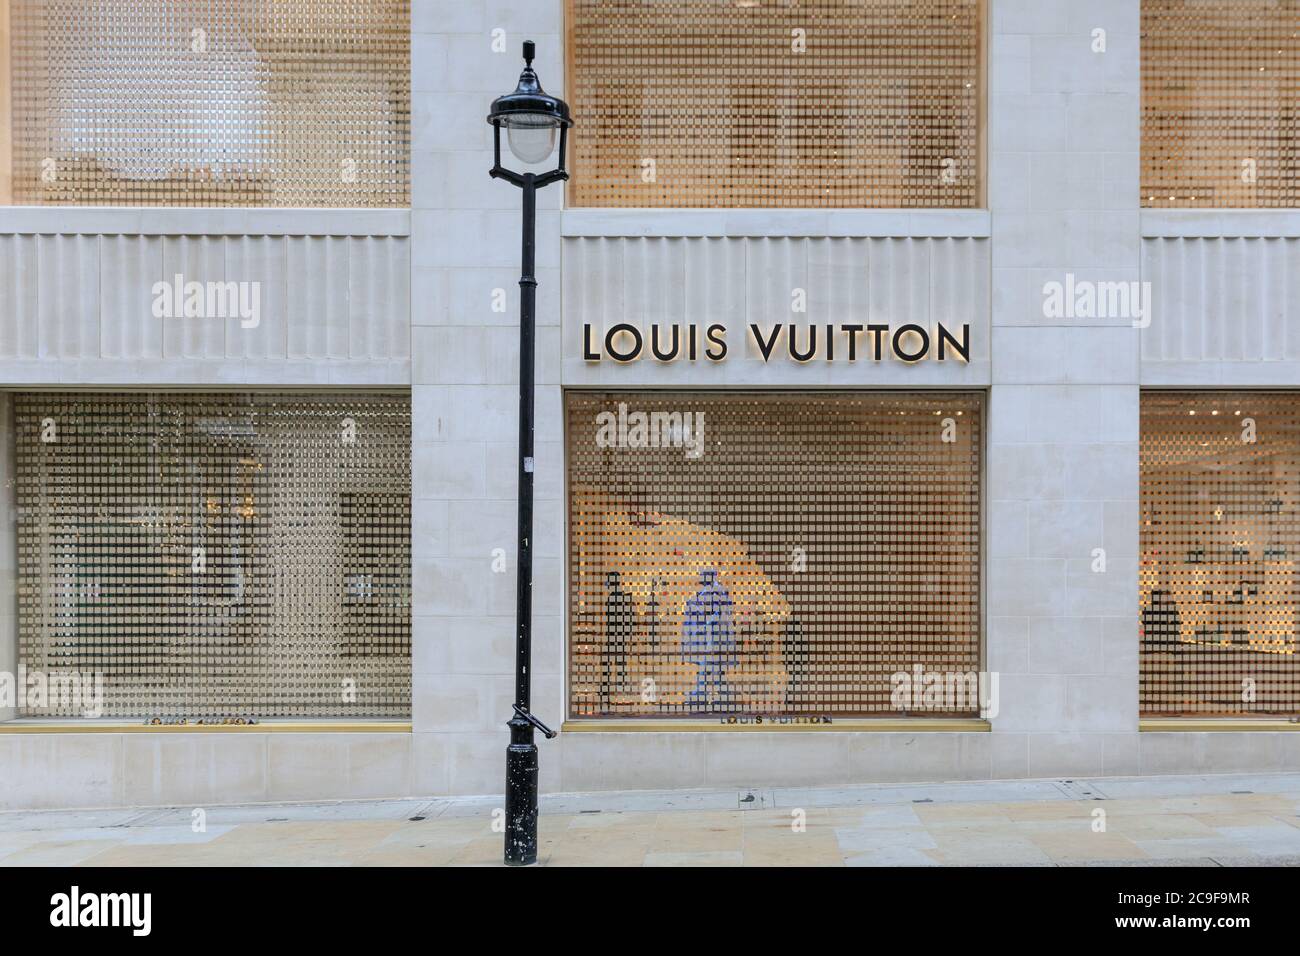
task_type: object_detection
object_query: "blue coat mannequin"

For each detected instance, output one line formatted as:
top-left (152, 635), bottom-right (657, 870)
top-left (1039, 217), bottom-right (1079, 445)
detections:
top-left (681, 568), bottom-right (736, 711)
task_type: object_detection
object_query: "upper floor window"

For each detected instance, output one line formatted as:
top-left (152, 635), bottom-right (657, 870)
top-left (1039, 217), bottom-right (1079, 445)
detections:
top-left (4, 0), bottom-right (410, 207)
top-left (1142, 0), bottom-right (1299, 208)
top-left (566, 0), bottom-right (983, 209)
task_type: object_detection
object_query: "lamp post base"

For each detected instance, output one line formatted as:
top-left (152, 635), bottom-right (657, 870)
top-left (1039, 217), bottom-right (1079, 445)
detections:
top-left (504, 717), bottom-right (539, 866)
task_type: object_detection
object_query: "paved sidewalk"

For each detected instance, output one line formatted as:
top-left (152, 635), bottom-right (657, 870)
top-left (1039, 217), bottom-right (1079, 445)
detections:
top-left (2, 772), bottom-right (1300, 866)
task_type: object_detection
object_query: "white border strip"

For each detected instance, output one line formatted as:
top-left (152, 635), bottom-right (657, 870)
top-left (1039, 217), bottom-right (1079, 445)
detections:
top-left (561, 208), bottom-right (991, 239)
top-left (0, 207), bottom-right (411, 237)
top-left (1141, 210), bottom-right (1300, 239)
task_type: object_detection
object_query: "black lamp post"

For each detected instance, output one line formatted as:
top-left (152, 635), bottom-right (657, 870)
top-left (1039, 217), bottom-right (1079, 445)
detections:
top-left (487, 40), bottom-right (571, 867)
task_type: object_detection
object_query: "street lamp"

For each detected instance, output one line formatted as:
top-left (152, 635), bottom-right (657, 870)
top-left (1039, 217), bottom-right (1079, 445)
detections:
top-left (487, 39), bottom-right (571, 867)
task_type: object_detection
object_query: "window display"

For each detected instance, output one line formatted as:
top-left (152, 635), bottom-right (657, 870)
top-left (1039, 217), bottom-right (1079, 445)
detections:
top-left (567, 391), bottom-right (984, 719)
top-left (1141, 391), bottom-right (1300, 715)
top-left (14, 392), bottom-right (411, 719)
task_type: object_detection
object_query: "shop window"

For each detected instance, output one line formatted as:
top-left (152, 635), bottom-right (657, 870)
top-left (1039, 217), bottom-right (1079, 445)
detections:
top-left (565, 0), bottom-right (983, 209)
top-left (1142, 0), bottom-right (1300, 208)
top-left (566, 392), bottom-right (984, 720)
top-left (14, 392), bottom-right (411, 719)
top-left (5, 0), bottom-right (410, 206)
top-left (1141, 392), bottom-right (1300, 715)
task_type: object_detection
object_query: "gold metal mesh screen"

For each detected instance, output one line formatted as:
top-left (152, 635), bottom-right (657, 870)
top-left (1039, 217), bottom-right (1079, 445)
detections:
top-left (1142, 0), bottom-right (1300, 208)
top-left (567, 392), bottom-right (983, 720)
top-left (565, 0), bottom-right (982, 208)
top-left (8, 0), bottom-right (410, 206)
top-left (15, 392), bottom-right (411, 719)
top-left (1141, 392), bottom-right (1300, 716)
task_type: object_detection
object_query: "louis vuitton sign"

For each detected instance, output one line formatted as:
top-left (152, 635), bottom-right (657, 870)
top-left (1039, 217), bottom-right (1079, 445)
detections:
top-left (581, 322), bottom-right (971, 364)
